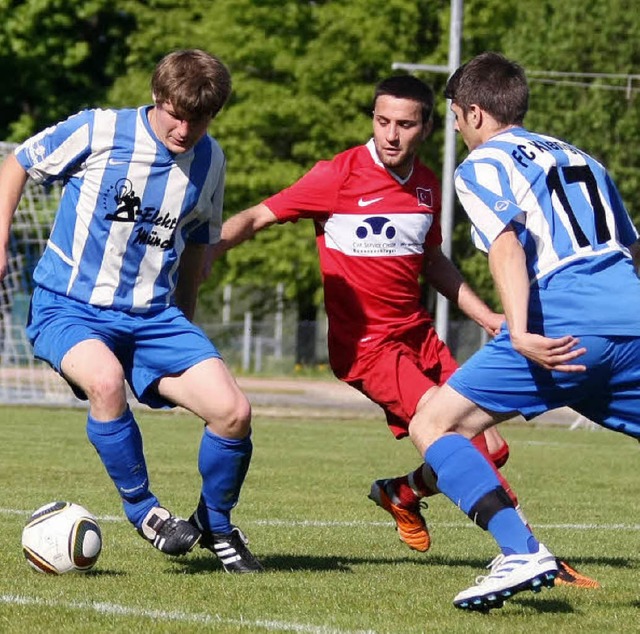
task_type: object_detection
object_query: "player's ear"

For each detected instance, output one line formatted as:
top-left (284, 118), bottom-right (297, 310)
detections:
top-left (469, 104), bottom-right (483, 129)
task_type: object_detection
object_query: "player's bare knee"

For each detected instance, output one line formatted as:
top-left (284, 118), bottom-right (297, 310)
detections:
top-left (206, 395), bottom-right (252, 439)
top-left (84, 368), bottom-right (126, 410)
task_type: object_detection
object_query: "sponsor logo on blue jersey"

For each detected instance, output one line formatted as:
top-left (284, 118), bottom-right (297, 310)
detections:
top-left (101, 178), bottom-right (177, 250)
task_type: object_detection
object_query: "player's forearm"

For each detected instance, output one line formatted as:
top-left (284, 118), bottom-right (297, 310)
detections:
top-left (218, 203), bottom-right (278, 253)
top-left (424, 248), bottom-right (491, 319)
top-left (456, 282), bottom-right (501, 332)
top-left (0, 155), bottom-right (29, 280)
top-left (175, 289), bottom-right (198, 321)
top-left (422, 247), bottom-right (464, 302)
top-left (200, 203), bottom-right (279, 282)
top-left (0, 154), bottom-right (28, 248)
top-left (488, 229), bottom-right (530, 339)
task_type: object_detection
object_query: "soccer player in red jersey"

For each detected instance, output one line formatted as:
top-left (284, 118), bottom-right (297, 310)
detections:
top-left (205, 75), bottom-right (597, 587)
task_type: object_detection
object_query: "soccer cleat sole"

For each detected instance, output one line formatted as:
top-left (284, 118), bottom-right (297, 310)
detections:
top-left (454, 570), bottom-right (558, 612)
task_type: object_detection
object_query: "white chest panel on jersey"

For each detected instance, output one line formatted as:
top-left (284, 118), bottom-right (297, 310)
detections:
top-left (323, 212), bottom-right (432, 258)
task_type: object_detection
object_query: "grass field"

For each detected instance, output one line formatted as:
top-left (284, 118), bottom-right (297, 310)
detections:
top-left (0, 406), bottom-right (638, 633)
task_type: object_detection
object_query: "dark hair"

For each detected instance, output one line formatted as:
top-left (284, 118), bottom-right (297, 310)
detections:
top-left (373, 75), bottom-right (435, 124)
top-left (444, 52), bottom-right (528, 126)
top-left (151, 49), bottom-right (232, 120)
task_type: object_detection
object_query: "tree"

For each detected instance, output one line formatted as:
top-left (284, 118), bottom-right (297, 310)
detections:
top-left (200, 0), bottom-right (452, 361)
top-left (0, 0), bottom-right (135, 140)
top-left (108, 0), bottom-right (452, 343)
top-left (4, 0), bottom-right (638, 352)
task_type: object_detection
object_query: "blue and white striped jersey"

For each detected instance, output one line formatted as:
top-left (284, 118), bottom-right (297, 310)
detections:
top-left (15, 106), bottom-right (225, 312)
top-left (455, 127), bottom-right (640, 335)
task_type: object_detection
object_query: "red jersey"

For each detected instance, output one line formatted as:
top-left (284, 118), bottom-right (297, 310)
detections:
top-left (264, 140), bottom-right (442, 379)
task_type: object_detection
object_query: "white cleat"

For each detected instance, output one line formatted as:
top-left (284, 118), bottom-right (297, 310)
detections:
top-left (453, 543), bottom-right (558, 612)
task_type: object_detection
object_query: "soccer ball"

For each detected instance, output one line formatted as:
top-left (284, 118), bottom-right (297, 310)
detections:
top-left (21, 501), bottom-right (102, 574)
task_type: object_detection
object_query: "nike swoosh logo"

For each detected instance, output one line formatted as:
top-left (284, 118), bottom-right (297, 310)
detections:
top-left (357, 196), bottom-right (384, 207)
top-left (108, 158), bottom-right (127, 165)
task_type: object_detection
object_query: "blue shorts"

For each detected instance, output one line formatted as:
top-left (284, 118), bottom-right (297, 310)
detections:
top-left (448, 331), bottom-right (640, 439)
top-left (27, 286), bottom-right (221, 408)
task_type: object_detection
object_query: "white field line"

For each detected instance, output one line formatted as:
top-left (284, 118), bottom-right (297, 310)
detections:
top-left (2, 507), bottom-right (637, 632)
top-left (0, 594), bottom-right (376, 634)
top-left (2, 508), bottom-right (639, 531)
top-left (253, 519), bottom-right (640, 530)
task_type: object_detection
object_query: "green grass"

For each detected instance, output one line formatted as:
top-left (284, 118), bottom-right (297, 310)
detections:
top-left (0, 406), bottom-right (638, 633)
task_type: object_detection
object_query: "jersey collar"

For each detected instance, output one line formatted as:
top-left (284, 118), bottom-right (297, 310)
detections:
top-left (366, 138), bottom-right (414, 184)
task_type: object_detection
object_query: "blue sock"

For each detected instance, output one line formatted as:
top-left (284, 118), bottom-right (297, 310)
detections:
top-left (426, 434), bottom-right (538, 555)
top-left (197, 428), bottom-right (252, 533)
top-left (86, 407), bottom-right (158, 527)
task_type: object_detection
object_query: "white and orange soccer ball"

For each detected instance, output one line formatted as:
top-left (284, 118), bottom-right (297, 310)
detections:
top-left (22, 501), bottom-right (102, 574)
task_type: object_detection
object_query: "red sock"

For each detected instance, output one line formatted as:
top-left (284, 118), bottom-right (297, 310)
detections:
top-left (388, 464), bottom-right (438, 507)
top-left (489, 440), bottom-right (510, 469)
top-left (388, 475), bottom-right (419, 507)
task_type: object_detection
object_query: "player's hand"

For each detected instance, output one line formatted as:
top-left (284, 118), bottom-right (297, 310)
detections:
top-left (482, 311), bottom-right (505, 337)
top-left (511, 332), bottom-right (587, 372)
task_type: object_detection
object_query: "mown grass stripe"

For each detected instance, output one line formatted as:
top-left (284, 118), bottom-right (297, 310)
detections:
top-left (0, 594), bottom-right (377, 634)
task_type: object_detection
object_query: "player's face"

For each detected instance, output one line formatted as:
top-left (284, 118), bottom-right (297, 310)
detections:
top-left (372, 95), bottom-right (429, 178)
top-left (150, 101), bottom-right (212, 153)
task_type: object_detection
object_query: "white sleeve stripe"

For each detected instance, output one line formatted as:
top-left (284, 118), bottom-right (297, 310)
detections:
top-left (25, 124), bottom-right (91, 182)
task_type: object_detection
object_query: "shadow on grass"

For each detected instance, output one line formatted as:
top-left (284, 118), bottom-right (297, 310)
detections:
top-left (451, 597), bottom-right (575, 616)
top-left (170, 552), bottom-right (473, 575)
top-left (165, 551), bottom-right (637, 579)
top-left (82, 568), bottom-right (127, 578)
top-left (554, 555), bottom-right (635, 570)
top-left (165, 553), bottom-right (542, 574)
top-left (511, 596), bottom-right (576, 614)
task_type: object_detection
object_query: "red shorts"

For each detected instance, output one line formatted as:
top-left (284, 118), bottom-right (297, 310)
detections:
top-left (345, 322), bottom-right (458, 439)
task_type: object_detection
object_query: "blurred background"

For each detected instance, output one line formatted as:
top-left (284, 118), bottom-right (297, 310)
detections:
top-left (1, 0), bottom-right (638, 399)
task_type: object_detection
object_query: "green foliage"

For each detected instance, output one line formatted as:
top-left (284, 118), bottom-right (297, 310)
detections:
top-left (0, 0), bottom-right (135, 140)
top-left (2, 0), bottom-right (639, 314)
top-left (180, 0), bottom-right (450, 316)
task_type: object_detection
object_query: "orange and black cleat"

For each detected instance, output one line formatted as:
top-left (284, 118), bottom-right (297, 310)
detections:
top-left (555, 558), bottom-right (601, 589)
top-left (368, 479), bottom-right (431, 552)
